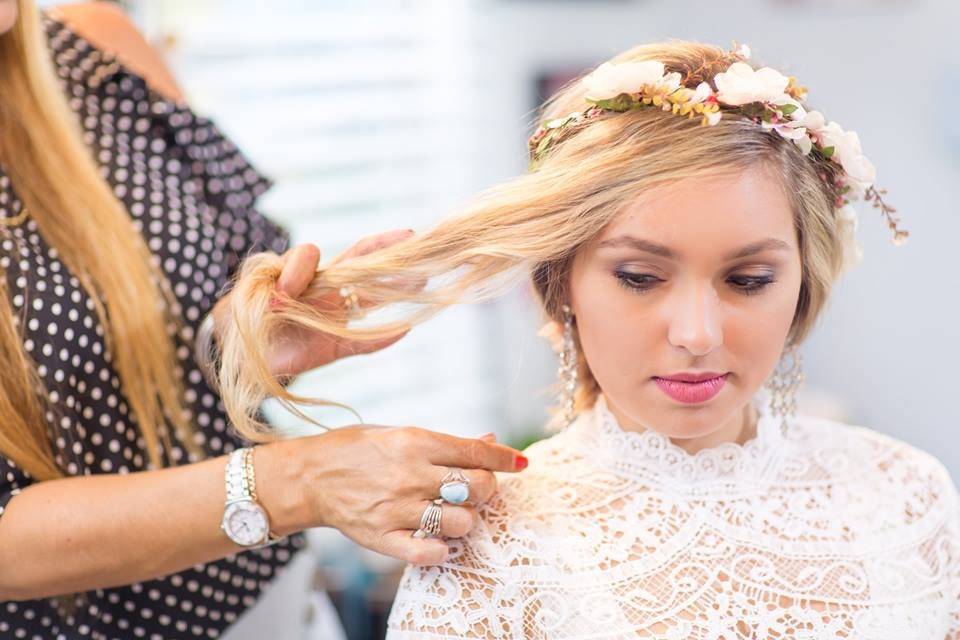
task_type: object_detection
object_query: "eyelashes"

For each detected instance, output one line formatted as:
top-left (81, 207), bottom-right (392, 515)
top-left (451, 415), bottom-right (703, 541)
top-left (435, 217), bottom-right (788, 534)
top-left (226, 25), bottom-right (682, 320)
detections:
top-left (614, 270), bottom-right (776, 297)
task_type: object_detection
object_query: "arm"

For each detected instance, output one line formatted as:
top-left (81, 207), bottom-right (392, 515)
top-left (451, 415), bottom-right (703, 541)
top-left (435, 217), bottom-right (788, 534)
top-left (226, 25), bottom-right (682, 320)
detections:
top-left (0, 439), bottom-right (306, 601)
top-left (0, 426), bottom-right (523, 601)
top-left (48, 1), bottom-right (184, 102)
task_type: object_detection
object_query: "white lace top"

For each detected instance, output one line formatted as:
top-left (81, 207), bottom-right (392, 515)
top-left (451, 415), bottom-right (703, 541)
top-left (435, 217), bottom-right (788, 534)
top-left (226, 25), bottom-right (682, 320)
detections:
top-left (387, 393), bottom-right (960, 639)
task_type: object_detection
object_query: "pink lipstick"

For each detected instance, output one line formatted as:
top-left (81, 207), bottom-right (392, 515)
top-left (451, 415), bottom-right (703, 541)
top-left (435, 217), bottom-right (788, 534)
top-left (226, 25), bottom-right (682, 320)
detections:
top-left (653, 372), bottom-right (728, 404)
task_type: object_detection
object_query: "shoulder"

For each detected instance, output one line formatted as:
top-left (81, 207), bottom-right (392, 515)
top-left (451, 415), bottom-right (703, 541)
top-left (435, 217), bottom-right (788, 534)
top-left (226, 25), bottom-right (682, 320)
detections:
top-left (791, 414), bottom-right (959, 519)
top-left (794, 413), bottom-right (955, 482)
top-left (48, 2), bottom-right (183, 102)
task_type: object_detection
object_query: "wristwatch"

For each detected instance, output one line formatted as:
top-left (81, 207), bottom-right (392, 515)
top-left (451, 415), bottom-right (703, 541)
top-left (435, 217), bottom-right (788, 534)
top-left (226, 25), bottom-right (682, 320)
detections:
top-left (220, 447), bottom-right (283, 548)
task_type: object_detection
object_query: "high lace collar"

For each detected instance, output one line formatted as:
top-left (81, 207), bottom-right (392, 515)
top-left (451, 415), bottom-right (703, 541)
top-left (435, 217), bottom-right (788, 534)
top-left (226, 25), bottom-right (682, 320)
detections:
top-left (565, 390), bottom-right (788, 488)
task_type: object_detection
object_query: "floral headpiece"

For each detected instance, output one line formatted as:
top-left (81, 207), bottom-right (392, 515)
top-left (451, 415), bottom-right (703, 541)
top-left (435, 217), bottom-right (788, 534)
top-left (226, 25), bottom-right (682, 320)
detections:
top-left (527, 44), bottom-right (907, 265)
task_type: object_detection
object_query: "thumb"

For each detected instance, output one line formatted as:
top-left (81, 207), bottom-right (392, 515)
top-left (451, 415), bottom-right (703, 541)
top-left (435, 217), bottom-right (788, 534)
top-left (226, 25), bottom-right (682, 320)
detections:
top-left (276, 243), bottom-right (321, 300)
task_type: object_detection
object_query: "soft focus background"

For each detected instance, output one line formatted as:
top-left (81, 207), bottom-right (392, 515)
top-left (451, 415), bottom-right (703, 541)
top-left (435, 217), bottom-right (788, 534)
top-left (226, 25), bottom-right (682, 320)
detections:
top-left (47, 0), bottom-right (959, 637)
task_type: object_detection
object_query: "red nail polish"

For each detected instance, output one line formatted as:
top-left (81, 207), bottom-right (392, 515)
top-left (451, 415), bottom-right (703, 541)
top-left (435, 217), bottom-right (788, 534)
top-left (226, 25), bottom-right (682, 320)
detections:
top-left (514, 455), bottom-right (529, 471)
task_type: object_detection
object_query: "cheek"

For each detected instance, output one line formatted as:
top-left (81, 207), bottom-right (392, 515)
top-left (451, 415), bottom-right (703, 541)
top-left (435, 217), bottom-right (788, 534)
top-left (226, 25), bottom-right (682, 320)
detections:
top-left (570, 265), bottom-right (655, 386)
top-left (0, 1), bottom-right (16, 36)
top-left (725, 276), bottom-right (802, 383)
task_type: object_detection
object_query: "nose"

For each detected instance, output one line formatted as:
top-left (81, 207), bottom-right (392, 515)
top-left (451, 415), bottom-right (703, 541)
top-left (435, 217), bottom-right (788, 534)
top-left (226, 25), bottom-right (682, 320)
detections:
top-left (666, 282), bottom-right (723, 357)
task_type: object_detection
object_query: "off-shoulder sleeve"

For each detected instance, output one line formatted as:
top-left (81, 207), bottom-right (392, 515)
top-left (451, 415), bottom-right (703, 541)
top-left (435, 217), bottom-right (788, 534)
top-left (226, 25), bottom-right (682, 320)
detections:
top-left (43, 14), bottom-right (292, 291)
top-left (386, 494), bottom-right (524, 639)
top-left (156, 103), bottom-right (292, 284)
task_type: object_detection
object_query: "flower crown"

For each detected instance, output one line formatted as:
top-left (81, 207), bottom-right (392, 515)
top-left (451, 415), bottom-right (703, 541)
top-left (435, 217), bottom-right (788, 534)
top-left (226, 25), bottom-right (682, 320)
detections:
top-left (527, 44), bottom-right (907, 264)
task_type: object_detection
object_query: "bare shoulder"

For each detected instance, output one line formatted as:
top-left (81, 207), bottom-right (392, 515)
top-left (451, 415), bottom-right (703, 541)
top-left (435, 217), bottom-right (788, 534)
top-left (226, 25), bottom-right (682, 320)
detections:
top-left (49, 1), bottom-right (184, 102)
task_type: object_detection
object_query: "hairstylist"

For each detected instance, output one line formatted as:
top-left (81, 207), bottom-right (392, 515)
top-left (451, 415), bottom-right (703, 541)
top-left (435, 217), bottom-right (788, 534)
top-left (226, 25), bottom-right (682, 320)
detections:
top-left (0, 2), bottom-right (526, 638)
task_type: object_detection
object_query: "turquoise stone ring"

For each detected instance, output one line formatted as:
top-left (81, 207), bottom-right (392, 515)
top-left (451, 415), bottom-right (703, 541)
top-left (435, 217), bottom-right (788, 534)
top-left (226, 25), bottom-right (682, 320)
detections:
top-left (439, 469), bottom-right (471, 505)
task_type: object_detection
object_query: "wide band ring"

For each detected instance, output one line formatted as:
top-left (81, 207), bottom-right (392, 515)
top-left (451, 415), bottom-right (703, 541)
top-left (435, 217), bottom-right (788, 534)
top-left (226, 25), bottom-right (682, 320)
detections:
top-left (412, 499), bottom-right (444, 539)
top-left (439, 468), bottom-right (471, 505)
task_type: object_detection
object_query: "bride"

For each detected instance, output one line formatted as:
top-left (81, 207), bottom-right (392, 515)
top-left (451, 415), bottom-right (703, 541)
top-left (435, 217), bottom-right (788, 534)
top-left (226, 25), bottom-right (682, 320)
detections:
top-left (217, 41), bottom-right (959, 638)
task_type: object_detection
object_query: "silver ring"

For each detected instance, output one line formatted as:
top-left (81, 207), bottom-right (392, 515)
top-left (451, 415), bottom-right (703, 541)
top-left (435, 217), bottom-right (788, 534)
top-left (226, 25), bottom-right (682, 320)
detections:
top-left (412, 499), bottom-right (443, 539)
top-left (439, 468), bottom-right (471, 505)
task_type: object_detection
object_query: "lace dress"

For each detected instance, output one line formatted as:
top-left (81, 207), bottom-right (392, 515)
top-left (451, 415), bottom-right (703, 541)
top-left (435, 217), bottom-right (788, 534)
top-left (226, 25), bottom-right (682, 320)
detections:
top-left (387, 392), bottom-right (960, 639)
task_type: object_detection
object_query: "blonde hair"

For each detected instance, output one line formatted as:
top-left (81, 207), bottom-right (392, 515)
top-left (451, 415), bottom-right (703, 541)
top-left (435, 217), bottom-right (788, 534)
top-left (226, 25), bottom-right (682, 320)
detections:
top-left (219, 41), bottom-right (846, 439)
top-left (0, 0), bottom-right (199, 481)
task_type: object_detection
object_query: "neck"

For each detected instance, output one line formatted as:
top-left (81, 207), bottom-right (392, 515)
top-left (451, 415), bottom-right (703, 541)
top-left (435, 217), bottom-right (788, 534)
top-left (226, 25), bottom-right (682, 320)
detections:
top-left (605, 400), bottom-right (758, 455)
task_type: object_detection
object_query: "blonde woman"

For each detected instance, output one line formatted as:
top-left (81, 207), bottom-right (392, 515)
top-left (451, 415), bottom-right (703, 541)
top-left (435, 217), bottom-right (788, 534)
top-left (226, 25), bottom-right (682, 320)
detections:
top-left (0, 1), bottom-right (529, 638)
top-left (217, 42), bottom-right (960, 638)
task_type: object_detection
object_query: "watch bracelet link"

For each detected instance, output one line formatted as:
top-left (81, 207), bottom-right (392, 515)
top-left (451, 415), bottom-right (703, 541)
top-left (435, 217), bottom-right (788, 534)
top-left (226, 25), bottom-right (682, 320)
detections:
top-left (225, 446), bottom-right (283, 546)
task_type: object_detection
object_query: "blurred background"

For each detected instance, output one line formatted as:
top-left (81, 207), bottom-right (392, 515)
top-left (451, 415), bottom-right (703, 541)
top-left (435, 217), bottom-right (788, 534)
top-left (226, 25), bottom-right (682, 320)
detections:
top-left (45, 0), bottom-right (959, 637)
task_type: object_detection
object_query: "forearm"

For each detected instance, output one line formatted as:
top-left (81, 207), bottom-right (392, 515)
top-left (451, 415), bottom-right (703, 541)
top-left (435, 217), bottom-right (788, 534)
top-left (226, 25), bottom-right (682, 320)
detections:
top-left (0, 440), bottom-right (309, 601)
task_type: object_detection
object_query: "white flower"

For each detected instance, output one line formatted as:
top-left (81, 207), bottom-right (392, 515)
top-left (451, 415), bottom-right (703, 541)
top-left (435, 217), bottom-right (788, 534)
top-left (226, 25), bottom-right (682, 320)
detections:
top-left (583, 61), bottom-right (678, 101)
top-left (714, 62), bottom-right (791, 106)
top-left (736, 43), bottom-right (752, 59)
top-left (689, 81), bottom-right (715, 104)
top-left (762, 101), bottom-right (807, 138)
top-left (819, 121), bottom-right (876, 186)
top-left (837, 204), bottom-right (864, 269)
top-left (785, 110), bottom-right (826, 155)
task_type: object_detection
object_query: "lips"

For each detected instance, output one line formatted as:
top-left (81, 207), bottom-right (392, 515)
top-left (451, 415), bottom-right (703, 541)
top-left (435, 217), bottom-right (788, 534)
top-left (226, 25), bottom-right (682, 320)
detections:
top-left (653, 372), bottom-right (728, 404)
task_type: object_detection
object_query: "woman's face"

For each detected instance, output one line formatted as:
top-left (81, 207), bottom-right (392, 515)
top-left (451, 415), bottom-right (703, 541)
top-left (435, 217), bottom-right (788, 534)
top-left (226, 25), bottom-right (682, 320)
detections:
top-left (0, 0), bottom-right (17, 36)
top-left (569, 165), bottom-right (802, 443)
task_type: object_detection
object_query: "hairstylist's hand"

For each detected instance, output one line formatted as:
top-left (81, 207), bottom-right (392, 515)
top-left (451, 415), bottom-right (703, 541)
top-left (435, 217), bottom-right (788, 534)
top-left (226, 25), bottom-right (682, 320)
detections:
top-left (213, 228), bottom-right (418, 378)
top-left (259, 426), bottom-right (529, 565)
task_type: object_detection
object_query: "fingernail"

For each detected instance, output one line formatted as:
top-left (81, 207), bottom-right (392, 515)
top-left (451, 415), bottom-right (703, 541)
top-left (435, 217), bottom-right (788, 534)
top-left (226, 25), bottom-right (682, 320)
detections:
top-left (478, 432), bottom-right (497, 442)
top-left (514, 455), bottom-right (529, 471)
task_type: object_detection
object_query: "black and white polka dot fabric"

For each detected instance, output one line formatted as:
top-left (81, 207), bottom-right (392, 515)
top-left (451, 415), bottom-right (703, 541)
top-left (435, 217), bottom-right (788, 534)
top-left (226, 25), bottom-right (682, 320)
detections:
top-left (0, 16), bottom-right (306, 639)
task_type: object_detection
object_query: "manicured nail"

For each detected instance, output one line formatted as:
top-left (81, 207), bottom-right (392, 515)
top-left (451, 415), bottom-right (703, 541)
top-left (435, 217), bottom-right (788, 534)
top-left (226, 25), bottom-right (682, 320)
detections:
top-left (514, 455), bottom-right (529, 471)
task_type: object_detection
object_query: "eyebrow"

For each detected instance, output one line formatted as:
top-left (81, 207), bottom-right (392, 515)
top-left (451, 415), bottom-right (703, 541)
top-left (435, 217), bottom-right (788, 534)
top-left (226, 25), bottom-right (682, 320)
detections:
top-left (596, 235), bottom-right (792, 261)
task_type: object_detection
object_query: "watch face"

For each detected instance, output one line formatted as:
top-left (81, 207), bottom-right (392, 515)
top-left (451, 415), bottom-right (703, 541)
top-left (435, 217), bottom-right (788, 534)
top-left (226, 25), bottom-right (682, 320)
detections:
top-left (222, 501), bottom-right (269, 546)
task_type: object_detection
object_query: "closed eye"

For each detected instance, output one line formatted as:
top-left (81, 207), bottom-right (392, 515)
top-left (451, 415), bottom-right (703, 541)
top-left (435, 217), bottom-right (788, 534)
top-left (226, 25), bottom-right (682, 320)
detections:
top-left (614, 271), bottom-right (775, 296)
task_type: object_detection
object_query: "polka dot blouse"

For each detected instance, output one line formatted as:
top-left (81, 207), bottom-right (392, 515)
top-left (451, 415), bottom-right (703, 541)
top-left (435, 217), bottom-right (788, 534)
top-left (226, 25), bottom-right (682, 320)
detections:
top-left (0, 16), bottom-right (306, 640)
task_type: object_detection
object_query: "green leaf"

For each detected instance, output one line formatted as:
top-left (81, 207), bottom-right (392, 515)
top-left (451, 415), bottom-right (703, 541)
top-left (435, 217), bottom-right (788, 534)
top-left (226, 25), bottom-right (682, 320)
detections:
top-left (821, 146), bottom-right (835, 158)
top-left (593, 93), bottom-right (639, 112)
top-left (780, 104), bottom-right (799, 115)
top-left (535, 134), bottom-right (554, 156)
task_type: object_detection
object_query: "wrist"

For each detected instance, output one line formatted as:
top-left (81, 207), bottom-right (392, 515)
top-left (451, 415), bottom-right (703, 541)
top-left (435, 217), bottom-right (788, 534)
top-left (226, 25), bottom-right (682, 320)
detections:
top-left (250, 440), bottom-right (313, 537)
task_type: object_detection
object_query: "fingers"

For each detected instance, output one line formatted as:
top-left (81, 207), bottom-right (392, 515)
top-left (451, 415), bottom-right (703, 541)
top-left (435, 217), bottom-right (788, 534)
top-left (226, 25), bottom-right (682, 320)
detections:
top-left (427, 466), bottom-right (498, 505)
top-left (332, 228), bottom-right (414, 264)
top-left (379, 530), bottom-right (448, 566)
top-left (405, 501), bottom-right (478, 539)
top-left (334, 330), bottom-right (410, 360)
top-left (424, 432), bottom-right (528, 474)
top-left (276, 243), bottom-right (321, 300)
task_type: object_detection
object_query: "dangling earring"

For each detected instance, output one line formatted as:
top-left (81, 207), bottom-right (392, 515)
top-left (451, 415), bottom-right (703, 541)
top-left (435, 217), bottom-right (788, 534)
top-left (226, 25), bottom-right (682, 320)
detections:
top-left (765, 342), bottom-right (804, 436)
top-left (558, 304), bottom-right (579, 429)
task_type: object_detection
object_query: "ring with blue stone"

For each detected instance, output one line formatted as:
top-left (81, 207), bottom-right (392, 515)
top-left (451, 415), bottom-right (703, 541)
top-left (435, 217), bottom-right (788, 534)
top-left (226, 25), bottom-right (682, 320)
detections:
top-left (439, 468), bottom-right (471, 505)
